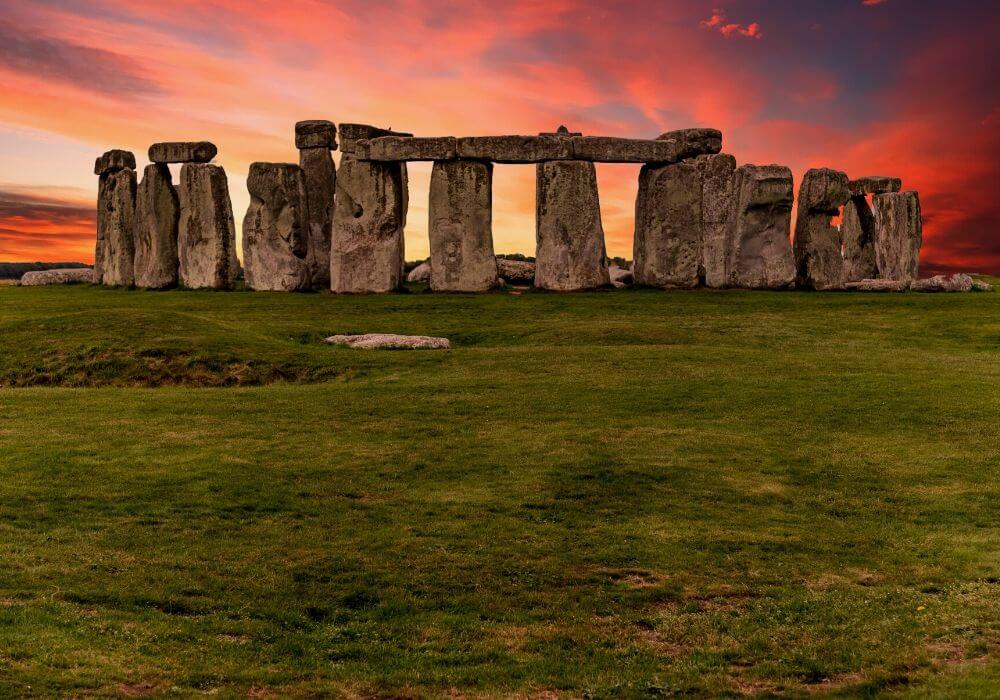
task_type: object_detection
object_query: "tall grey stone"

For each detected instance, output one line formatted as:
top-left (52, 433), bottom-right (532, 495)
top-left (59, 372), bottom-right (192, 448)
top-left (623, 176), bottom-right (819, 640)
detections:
top-left (534, 160), bottom-right (610, 291)
top-left (725, 165), bottom-right (796, 289)
top-left (242, 163), bottom-right (311, 291)
top-left (299, 147), bottom-right (336, 289)
top-left (134, 164), bottom-right (179, 289)
top-left (842, 196), bottom-right (878, 282)
top-left (331, 155), bottom-right (407, 293)
top-left (96, 167), bottom-right (136, 286)
top-left (177, 163), bottom-right (238, 289)
top-left (428, 159), bottom-right (498, 292)
top-left (696, 153), bottom-right (738, 287)
top-left (793, 168), bottom-right (850, 290)
top-left (874, 191), bottom-right (921, 282)
top-left (633, 160), bottom-right (702, 288)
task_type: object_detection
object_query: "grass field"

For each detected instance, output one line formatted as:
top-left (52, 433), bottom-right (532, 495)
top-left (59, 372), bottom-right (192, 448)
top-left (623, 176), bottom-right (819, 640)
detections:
top-left (0, 281), bottom-right (998, 697)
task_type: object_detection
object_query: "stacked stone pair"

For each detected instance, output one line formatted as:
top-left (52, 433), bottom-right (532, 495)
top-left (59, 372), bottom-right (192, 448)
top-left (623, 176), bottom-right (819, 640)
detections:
top-left (94, 150), bottom-right (137, 286)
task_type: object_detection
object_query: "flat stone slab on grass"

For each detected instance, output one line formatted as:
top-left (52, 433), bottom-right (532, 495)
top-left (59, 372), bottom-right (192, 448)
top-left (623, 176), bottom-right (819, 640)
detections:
top-left (19, 268), bottom-right (94, 285)
top-left (324, 334), bottom-right (450, 350)
top-left (911, 274), bottom-right (974, 292)
top-left (844, 279), bottom-right (910, 292)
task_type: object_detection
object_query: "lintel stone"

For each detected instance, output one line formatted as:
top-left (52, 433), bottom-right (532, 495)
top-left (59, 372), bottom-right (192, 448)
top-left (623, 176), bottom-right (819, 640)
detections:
top-left (357, 136), bottom-right (457, 161)
top-left (339, 123), bottom-right (413, 154)
top-left (849, 176), bottom-right (902, 196)
top-left (295, 120), bottom-right (337, 150)
top-left (94, 149), bottom-right (136, 175)
top-left (148, 141), bottom-right (217, 164)
top-left (455, 135), bottom-right (572, 163)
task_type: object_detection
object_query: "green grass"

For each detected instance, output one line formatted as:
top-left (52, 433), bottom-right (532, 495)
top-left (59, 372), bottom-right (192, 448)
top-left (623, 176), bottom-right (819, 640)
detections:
top-left (0, 282), bottom-right (998, 697)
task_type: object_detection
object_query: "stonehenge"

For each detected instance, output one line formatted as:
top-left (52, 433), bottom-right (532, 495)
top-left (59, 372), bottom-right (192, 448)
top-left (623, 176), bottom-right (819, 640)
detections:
top-left (92, 121), bottom-right (928, 295)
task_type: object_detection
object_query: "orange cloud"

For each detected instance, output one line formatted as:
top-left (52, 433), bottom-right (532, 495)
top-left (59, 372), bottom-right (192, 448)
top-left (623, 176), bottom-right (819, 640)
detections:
top-left (701, 9), bottom-right (763, 40)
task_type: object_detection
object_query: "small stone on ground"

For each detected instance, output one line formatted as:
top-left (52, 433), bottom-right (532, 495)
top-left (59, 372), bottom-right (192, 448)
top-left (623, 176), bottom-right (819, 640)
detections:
top-left (324, 333), bottom-right (450, 350)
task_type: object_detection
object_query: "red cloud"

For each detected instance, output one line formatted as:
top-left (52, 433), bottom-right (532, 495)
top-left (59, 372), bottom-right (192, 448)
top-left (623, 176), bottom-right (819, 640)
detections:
top-left (701, 9), bottom-right (763, 40)
top-left (863, 1), bottom-right (889, 5)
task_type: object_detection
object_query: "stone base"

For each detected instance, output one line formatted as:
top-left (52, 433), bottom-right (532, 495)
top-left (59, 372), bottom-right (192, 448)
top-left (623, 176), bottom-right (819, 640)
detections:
top-left (633, 161), bottom-right (702, 288)
top-left (242, 163), bottom-right (311, 291)
top-left (134, 164), bottom-right (179, 289)
top-left (178, 163), bottom-right (239, 290)
top-left (97, 168), bottom-right (136, 286)
top-left (299, 147), bottom-right (336, 289)
top-left (793, 168), bottom-right (850, 290)
top-left (429, 159), bottom-right (498, 292)
top-left (725, 165), bottom-right (796, 289)
top-left (874, 191), bottom-right (921, 283)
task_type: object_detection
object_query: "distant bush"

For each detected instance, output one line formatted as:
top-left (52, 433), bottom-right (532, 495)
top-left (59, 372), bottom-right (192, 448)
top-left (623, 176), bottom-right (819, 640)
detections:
top-left (0, 262), bottom-right (89, 280)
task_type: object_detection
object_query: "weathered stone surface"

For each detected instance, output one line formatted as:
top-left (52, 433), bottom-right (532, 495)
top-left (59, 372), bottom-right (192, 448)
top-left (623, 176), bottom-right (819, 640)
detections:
top-left (657, 128), bottom-right (724, 157)
top-left (94, 149), bottom-right (136, 176)
top-left (874, 191), bottom-right (922, 282)
top-left (299, 147), bottom-right (336, 288)
top-left (694, 153), bottom-right (738, 288)
top-left (842, 196), bottom-right (878, 282)
top-left (794, 168), bottom-right (850, 290)
top-left (358, 136), bottom-right (457, 161)
top-left (324, 333), bottom-right (450, 350)
top-left (609, 264), bottom-right (633, 288)
top-left (911, 273), bottom-right (973, 293)
top-left (849, 176), bottom-right (901, 196)
top-left (496, 258), bottom-right (535, 285)
top-left (148, 142), bottom-right (217, 164)
top-left (428, 159), bottom-right (498, 292)
top-left (331, 155), bottom-right (407, 293)
top-left (242, 163), bottom-right (311, 291)
top-left (535, 161), bottom-right (610, 290)
top-left (134, 164), bottom-right (179, 289)
top-left (19, 268), bottom-right (94, 286)
top-left (844, 278), bottom-right (910, 292)
top-left (725, 164), bottom-right (796, 289)
top-left (633, 161), bottom-right (703, 288)
top-left (295, 120), bottom-right (337, 150)
top-left (339, 124), bottom-right (412, 154)
top-left (96, 168), bottom-right (136, 286)
top-left (455, 135), bottom-right (572, 163)
top-left (177, 163), bottom-right (239, 289)
top-left (407, 260), bottom-right (431, 283)
top-left (973, 279), bottom-right (994, 292)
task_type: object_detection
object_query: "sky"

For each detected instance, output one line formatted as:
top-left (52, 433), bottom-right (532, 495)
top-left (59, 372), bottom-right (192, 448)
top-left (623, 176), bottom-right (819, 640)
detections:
top-left (0, 0), bottom-right (997, 273)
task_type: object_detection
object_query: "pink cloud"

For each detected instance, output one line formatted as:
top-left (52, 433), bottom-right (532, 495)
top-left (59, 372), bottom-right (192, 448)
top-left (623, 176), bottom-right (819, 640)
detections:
top-left (701, 9), bottom-right (763, 40)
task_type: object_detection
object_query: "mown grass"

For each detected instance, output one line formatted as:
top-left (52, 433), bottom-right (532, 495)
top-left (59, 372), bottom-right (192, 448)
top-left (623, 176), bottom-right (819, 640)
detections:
top-left (0, 282), bottom-right (998, 697)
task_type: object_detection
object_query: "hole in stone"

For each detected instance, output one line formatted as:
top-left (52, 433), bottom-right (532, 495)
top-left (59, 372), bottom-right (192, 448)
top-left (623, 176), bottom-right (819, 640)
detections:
top-left (402, 161), bottom-right (432, 265)
top-left (491, 164), bottom-right (536, 260)
top-left (595, 163), bottom-right (640, 267)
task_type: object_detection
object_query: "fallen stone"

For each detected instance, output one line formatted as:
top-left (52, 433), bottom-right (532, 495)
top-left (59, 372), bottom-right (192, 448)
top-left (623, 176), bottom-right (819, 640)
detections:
top-left (19, 268), bottom-right (94, 286)
top-left (535, 160), bottom-right (610, 290)
top-left (609, 264), bottom-right (633, 288)
top-left (339, 123), bottom-right (413, 154)
top-left (358, 136), bottom-right (457, 161)
top-left (849, 176), bottom-right (902, 196)
top-left (96, 168), bottom-right (136, 286)
top-left (455, 135), bottom-right (572, 163)
top-left (910, 274), bottom-right (974, 292)
top-left (94, 149), bottom-right (136, 176)
top-left (874, 191), bottom-right (922, 282)
top-left (496, 258), bottom-right (535, 285)
top-left (324, 333), bottom-right (450, 350)
top-left (695, 153), bottom-right (738, 288)
top-left (842, 196), bottom-right (879, 282)
top-left (844, 278), bottom-right (910, 292)
top-left (295, 120), bottom-right (337, 150)
top-left (407, 260), bottom-right (431, 283)
top-left (794, 168), bottom-right (851, 290)
top-left (148, 141), bottom-right (217, 164)
top-left (429, 159), bottom-right (498, 291)
top-left (725, 164), bottom-right (796, 289)
top-left (134, 163), bottom-right (180, 289)
top-left (177, 163), bottom-right (239, 289)
top-left (973, 279), bottom-right (994, 292)
top-left (633, 160), bottom-right (703, 288)
top-left (331, 155), bottom-right (407, 293)
top-left (242, 162), bottom-right (311, 291)
top-left (299, 146), bottom-right (336, 289)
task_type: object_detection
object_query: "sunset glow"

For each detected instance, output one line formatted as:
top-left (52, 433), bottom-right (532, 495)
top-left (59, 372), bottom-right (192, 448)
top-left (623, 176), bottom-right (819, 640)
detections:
top-left (0, 0), bottom-right (997, 273)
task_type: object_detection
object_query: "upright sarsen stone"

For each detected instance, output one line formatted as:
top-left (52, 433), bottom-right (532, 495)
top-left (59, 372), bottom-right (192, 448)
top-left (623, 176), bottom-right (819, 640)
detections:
top-left (725, 165), bottom-right (796, 289)
top-left (96, 167), bottom-right (137, 286)
top-left (534, 160), bottom-right (610, 291)
top-left (842, 196), bottom-right (878, 282)
top-left (134, 164), bottom-right (179, 289)
top-left (633, 160), bottom-right (702, 288)
top-left (793, 168), bottom-right (850, 290)
top-left (331, 155), bottom-right (407, 293)
top-left (874, 191), bottom-right (921, 282)
top-left (428, 159), bottom-right (498, 292)
top-left (696, 154), bottom-right (738, 288)
top-left (177, 163), bottom-right (238, 289)
top-left (242, 163), bottom-right (311, 291)
top-left (299, 146), bottom-right (336, 289)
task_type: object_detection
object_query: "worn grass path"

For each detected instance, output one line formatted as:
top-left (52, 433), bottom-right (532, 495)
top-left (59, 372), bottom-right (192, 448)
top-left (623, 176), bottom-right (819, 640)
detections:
top-left (0, 283), bottom-right (998, 697)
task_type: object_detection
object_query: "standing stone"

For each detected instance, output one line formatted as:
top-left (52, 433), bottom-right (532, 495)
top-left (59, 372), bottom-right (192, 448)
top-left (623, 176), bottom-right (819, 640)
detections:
top-left (330, 155), bottom-right (407, 293)
top-left (96, 168), bottom-right (136, 286)
top-left (534, 160), bottom-right (610, 290)
top-left (177, 163), bottom-right (238, 289)
top-left (428, 159), bottom-right (498, 292)
top-left (242, 163), bottom-right (311, 291)
top-left (633, 160), bottom-right (702, 288)
top-left (725, 165), bottom-right (796, 289)
top-left (299, 147), bottom-right (336, 289)
top-left (793, 168), bottom-right (850, 290)
top-left (873, 191), bottom-right (922, 282)
top-left (134, 164), bottom-right (179, 289)
top-left (696, 154), bottom-right (738, 288)
top-left (842, 196), bottom-right (878, 282)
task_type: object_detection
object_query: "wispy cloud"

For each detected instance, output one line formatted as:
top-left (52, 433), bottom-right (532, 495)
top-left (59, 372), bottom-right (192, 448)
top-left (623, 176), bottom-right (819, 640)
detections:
top-left (700, 9), bottom-right (763, 40)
